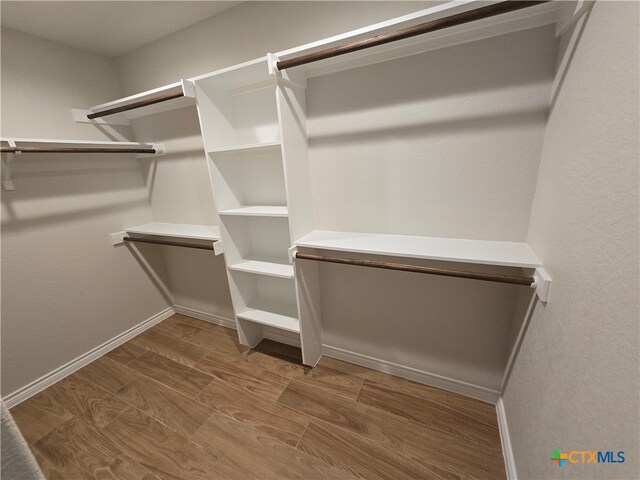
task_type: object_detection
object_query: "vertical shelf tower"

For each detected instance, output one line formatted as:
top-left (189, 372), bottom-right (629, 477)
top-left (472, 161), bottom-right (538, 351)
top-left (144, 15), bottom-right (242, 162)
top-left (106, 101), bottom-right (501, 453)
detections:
top-left (193, 56), bottom-right (321, 365)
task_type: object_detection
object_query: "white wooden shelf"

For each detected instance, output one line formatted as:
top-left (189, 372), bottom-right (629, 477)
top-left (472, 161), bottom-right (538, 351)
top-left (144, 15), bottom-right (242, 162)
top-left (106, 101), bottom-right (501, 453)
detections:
top-left (192, 57), bottom-right (275, 94)
top-left (274, 1), bottom-right (561, 79)
top-left (208, 142), bottom-right (281, 155)
top-left (73, 80), bottom-right (196, 125)
top-left (237, 302), bottom-right (300, 333)
top-left (1, 137), bottom-right (158, 150)
top-left (125, 222), bottom-right (220, 241)
top-left (294, 230), bottom-right (542, 268)
top-left (219, 206), bottom-right (288, 218)
top-left (228, 258), bottom-right (294, 279)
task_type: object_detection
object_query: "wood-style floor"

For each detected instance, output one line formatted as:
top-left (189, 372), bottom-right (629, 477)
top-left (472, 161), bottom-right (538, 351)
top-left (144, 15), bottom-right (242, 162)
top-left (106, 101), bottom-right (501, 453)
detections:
top-left (10, 314), bottom-right (506, 480)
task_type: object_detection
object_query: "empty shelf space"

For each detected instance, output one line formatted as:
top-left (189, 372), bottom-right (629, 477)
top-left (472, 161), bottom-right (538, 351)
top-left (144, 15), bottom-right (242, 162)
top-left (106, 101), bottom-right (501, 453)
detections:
top-left (208, 142), bottom-right (281, 155)
top-left (295, 230), bottom-right (542, 268)
top-left (237, 303), bottom-right (300, 333)
top-left (219, 206), bottom-right (288, 217)
top-left (125, 222), bottom-right (220, 241)
top-left (228, 258), bottom-right (294, 279)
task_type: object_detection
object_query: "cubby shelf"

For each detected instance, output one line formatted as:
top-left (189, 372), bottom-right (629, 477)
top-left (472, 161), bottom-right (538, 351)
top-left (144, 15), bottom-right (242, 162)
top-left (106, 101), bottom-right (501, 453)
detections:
top-left (208, 142), bottom-right (281, 155)
top-left (228, 258), bottom-right (294, 279)
top-left (294, 230), bottom-right (542, 268)
top-left (219, 206), bottom-right (289, 217)
top-left (237, 304), bottom-right (300, 333)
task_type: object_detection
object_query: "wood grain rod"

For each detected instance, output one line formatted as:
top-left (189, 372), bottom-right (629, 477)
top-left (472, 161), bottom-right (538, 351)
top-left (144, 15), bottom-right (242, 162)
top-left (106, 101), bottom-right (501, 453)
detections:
top-left (0, 147), bottom-right (155, 154)
top-left (277, 1), bottom-right (549, 70)
top-left (295, 252), bottom-right (534, 286)
top-left (122, 236), bottom-right (215, 251)
top-left (87, 91), bottom-right (184, 119)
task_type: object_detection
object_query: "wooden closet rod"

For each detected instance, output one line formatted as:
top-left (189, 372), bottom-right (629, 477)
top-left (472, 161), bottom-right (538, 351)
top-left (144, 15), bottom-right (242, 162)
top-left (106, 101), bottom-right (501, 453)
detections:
top-left (87, 91), bottom-right (184, 119)
top-left (277, 0), bottom-right (549, 70)
top-left (122, 236), bottom-right (215, 251)
top-left (0, 147), bottom-right (156, 154)
top-left (295, 252), bottom-right (534, 286)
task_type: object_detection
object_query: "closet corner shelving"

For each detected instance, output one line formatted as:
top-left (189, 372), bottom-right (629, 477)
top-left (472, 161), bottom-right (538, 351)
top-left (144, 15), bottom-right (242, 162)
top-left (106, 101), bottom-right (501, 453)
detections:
top-left (193, 56), bottom-right (319, 363)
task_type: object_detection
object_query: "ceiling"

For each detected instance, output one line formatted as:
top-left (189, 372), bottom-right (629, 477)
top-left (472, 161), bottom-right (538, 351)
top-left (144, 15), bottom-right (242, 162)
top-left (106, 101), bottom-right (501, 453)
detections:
top-left (0, 1), bottom-right (241, 57)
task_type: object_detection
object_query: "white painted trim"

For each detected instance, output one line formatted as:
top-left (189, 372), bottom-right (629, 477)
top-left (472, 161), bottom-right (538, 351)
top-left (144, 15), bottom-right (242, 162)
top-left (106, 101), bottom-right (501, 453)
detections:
top-left (2, 307), bottom-right (174, 408)
top-left (174, 304), bottom-right (301, 348)
top-left (322, 344), bottom-right (500, 404)
top-left (3, 304), bottom-right (495, 408)
top-left (497, 397), bottom-right (518, 480)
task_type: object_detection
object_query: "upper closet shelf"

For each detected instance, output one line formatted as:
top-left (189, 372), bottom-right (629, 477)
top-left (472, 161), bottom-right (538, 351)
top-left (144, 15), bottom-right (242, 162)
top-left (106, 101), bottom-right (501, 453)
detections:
top-left (192, 57), bottom-right (277, 95)
top-left (0, 137), bottom-right (161, 153)
top-left (273, 0), bottom-right (561, 78)
top-left (72, 79), bottom-right (196, 126)
top-left (294, 230), bottom-right (542, 269)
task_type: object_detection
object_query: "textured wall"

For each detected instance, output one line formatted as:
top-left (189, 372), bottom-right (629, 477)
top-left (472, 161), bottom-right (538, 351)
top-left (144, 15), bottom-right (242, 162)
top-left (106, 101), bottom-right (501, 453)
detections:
top-left (0, 28), bottom-right (171, 395)
top-left (503, 3), bottom-right (640, 479)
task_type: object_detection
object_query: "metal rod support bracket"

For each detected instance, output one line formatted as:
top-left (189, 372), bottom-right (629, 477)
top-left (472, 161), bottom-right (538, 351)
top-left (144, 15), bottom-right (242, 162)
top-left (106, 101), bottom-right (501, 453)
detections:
top-left (531, 268), bottom-right (551, 303)
top-left (288, 246), bottom-right (298, 264)
top-left (2, 140), bottom-right (18, 191)
top-left (267, 53), bottom-right (307, 91)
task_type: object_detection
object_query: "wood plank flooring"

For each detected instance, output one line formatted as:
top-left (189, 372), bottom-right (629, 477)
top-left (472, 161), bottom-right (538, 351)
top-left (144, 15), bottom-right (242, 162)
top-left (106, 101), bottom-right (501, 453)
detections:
top-left (10, 313), bottom-right (506, 479)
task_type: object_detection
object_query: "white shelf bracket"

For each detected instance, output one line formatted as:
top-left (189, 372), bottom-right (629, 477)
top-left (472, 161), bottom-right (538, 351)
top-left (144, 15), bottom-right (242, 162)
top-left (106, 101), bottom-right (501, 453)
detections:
top-left (267, 52), bottom-right (306, 90)
top-left (531, 268), bottom-right (551, 303)
top-left (2, 140), bottom-right (18, 191)
top-left (182, 79), bottom-right (197, 98)
top-left (213, 240), bottom-right (224, 256)
top-left (288, 246), bottom-right (298, 264)
top-left (110, 231), bottom-right (126, 246)
top-left (555, 0), bottom-right (595, 36)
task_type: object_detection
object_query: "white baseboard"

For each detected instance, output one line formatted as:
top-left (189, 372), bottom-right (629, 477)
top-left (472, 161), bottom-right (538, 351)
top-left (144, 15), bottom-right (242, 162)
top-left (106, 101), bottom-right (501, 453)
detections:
top-left (3, 306), bottom-right (175, 409)
top-left (322, 344), bottom-right (500, 404)
top-left (174, 304), bottom-right (300, 348)
top-left (4, 304), bottom-right (496, 410)
top-left (497, 397), bottom-right (517, 480)
top-left (174, 305), bottom-right (236, 329)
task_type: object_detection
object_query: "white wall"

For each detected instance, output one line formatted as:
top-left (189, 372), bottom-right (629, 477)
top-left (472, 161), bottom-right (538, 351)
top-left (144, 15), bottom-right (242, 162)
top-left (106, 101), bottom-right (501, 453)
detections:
top-left (502, 3), bottom-right (639, 479)
top-left (116, 1), bottom-right (437, 321)
top-left (307, 26), bottom-right (556, 241)
top-left (0, 28), bottom-right (171, 395)
top-left (116, 2), bottom-right (436, 94)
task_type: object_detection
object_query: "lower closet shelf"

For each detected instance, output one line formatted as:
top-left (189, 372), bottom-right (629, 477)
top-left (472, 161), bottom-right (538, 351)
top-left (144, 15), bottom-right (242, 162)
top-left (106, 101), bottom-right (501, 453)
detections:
top-left (228, 259), bottom-right (294, 278)
top-left (236, 306), bottom-right (300, 333)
